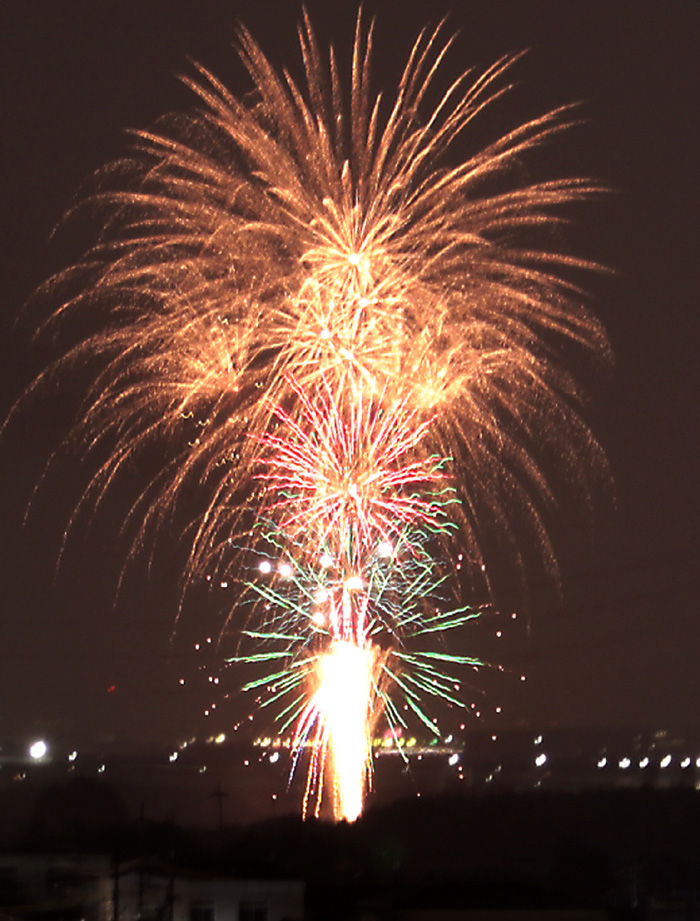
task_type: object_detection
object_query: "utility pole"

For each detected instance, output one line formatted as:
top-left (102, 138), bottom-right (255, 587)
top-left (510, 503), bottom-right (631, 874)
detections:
top-left (209, 784), bottom-right (227, 832)
top-left (138, 801), bottom-right (145, 920)
top-left (112, 850), bottom-right (120, 921)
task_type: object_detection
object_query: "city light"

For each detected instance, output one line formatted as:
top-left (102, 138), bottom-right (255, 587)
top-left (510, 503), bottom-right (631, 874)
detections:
top-left (29, 740), bottom-right (47, 760)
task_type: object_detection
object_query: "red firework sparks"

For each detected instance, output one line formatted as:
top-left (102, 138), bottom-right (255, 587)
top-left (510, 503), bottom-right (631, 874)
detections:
top-left (256, 376), bottom-right (450, 556)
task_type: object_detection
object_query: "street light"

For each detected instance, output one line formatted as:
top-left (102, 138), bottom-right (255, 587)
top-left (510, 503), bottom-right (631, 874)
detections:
top-left (29, 740), bottom-right (47, 760)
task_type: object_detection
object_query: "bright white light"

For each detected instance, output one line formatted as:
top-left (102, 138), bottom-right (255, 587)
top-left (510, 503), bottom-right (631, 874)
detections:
top-left (347, 252), bottom-right (361, 266)
top-left (258, 559), bottom-right (272, 574)
top-left (597, 757), bottom-right (607, 768)
top-left (169, 752), bottom-right (178, 762)
top-left (639, 757), bottom-right (650, 768)
top-left (269, 751), bottom-right (280, 763)
top-left (681, 757), bottom-right (691, 769)
top-left (696, 757), bottom-right (700, 769)
top-left (660, 754), bottom-right (672, 769)
top-left (535, 753), bottom-right (547, 767)
top-left (314, 588), bottom-right (329, 603)
top-left (344, 575), bottom-right (364, 591)
top-left (215, 733), bottom-right (226, 744)
top-left (319, 552), bottom-right (333, 568)
top-left (29, 740), bottom-right (47, 760)
top-left (377, 540), bottom-right (393, 558)
top-left (534, 735), bottom-right (543, 745)
top-left (311, 610), bottom-right (326, 626)
top-left (448, 753), bottom-right (459, 766)
top-left (68, 750), bottom-right (78, 762)
top-left (316, 641), bottom-right (377, 822)
top-left (619, 757), bottom-right (631, 769)
top-left (278, 562), bottom-right (293, 578)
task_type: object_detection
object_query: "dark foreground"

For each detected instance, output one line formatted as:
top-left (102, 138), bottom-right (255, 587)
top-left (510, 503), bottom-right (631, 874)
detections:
top-left (3, 784), bottom-right (700, 919)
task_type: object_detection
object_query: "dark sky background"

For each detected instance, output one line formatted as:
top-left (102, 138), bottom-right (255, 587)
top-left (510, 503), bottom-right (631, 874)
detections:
top-left (0, 0), bottom-right (698, 758)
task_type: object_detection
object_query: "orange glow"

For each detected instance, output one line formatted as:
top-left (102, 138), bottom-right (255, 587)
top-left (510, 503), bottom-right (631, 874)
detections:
top-left (316, 640), bottom-right (380, 822)
top-left (28, 9), bottom-right (607, 824)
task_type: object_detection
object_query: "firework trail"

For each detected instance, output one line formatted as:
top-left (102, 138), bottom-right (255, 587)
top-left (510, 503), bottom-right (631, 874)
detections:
top-left (22, 12), bottom-right (607, 819)
top-left (234, 378), bottom-right (475, 817)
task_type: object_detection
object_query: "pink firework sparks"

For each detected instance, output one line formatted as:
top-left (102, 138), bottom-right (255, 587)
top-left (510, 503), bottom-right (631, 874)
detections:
top-left (256, 376), bottom-right (451, 558)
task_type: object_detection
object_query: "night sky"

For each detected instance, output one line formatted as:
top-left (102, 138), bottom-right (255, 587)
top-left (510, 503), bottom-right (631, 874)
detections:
top-left (0, 0), bottom-right (698, 758)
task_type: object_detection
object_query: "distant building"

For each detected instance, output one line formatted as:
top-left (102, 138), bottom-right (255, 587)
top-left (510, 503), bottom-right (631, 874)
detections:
top-left (0, 854), bottom-right (304, 921)
top-left (0, 853), bottom-right (110, 921)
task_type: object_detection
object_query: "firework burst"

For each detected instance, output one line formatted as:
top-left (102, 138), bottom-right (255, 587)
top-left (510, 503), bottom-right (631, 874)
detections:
top-left (256, 376), bottom-right (454, 554)
top-left (19, 11), bottom-right (607, 820)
